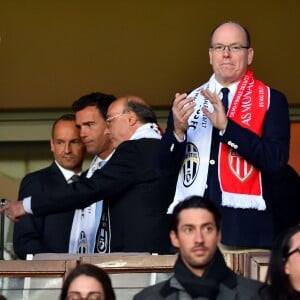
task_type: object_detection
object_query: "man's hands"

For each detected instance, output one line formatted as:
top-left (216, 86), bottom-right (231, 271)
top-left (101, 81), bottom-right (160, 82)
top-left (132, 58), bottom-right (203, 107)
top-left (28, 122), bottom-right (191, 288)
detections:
top-left (0, 199), bottom-right (26, 222)
top-left (172, 93), bottom-right (196, 139)
top-left (201, 89), bottom-right (228, 131)
top-left (172, 89), bottom-right (228, 137)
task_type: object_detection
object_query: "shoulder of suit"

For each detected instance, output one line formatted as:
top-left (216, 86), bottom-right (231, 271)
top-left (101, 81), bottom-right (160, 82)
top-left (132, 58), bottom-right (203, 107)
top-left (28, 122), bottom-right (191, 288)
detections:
top-left (21, 163), bottom-right (57, 182)
top-left (269, 87), bottom-right (288, 102)
top-left (117, 138), bottom-right (160, 150)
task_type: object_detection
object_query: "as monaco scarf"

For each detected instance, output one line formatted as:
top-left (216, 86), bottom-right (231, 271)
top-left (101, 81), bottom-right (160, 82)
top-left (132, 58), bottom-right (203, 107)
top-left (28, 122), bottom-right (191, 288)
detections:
top-left (168, 70), bottom-right (269, 213)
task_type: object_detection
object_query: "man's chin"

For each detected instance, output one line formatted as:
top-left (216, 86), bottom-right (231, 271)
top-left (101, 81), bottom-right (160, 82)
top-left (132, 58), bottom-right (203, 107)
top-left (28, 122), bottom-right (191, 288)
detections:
top-left (189, 259), bottom-right (210, 270)
top-left (85, 148), bottom-right (96, 155)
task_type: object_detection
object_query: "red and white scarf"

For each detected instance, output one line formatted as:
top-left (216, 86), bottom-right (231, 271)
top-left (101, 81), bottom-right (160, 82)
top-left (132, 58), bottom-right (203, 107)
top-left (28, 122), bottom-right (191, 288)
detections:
top-left (168, 70), bottom-right (269, 213)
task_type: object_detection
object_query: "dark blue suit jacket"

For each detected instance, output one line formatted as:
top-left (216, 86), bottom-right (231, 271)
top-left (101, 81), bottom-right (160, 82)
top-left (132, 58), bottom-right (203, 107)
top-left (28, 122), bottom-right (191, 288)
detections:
top-left (13, 163), bottom-right (75, 259)
top-left (158, 88), bottom-right (290, 248)
top-left (27, 139), bottom-right (177, 254)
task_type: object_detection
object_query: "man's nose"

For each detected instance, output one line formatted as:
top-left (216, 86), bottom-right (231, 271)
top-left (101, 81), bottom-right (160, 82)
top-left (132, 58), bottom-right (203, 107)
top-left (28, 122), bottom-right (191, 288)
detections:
top-left (194, 229), bottom-right (204, 243)
top-left (104, 126), bottom-right (110, 136)
top-left (64, 143), bottom-right (71, 153)
top-left (223, 47), bottom-right (231, 56)
top-left (80, 127), bottom-right (88, 138)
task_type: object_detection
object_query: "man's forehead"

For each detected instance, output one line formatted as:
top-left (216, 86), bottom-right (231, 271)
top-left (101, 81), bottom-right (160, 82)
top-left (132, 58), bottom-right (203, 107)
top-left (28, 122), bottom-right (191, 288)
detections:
top-left (76, 107), bottom-right (104, 121)
top-left (108, 100), bottom-right (124, 114)
top-left (178, 208), bottom-right (214, 224)
top-left (212, 23), bottom-right (246, 43)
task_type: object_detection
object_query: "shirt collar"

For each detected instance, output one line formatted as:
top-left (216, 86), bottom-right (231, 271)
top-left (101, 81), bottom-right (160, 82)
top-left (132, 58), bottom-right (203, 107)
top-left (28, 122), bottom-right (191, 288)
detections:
top-left (54, 161), bottom-right (81, 182)
top-left (215, 81), bottom-right (240, 106)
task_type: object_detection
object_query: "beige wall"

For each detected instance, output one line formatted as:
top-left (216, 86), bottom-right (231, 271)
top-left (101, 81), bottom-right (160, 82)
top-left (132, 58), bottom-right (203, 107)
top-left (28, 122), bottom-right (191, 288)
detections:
top-left (0, 1), bottom-right (299, 109)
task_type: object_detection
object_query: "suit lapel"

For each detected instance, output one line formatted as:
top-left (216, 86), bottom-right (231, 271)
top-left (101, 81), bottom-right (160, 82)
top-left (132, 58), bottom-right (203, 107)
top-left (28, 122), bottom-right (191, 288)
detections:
top-left (49, 162), bottom-right (68, 185)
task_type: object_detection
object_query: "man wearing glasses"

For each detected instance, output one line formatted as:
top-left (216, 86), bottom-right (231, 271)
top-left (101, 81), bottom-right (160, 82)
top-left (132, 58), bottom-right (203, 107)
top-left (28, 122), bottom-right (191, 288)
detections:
top-left (158, 21), bottom-right (290, 249)
top-left (3, 96), bottom-right (177, 254)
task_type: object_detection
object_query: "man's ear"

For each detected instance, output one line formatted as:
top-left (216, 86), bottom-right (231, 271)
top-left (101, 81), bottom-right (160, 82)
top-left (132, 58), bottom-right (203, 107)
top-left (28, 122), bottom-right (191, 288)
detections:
top-left (170, 230), bottom-right (179, 248)
top-left (50, 139), bottom-right (54, 153)
top-left (128, 111), bottom-right (138, 126)
top-left (284, 259), bottom-right (290, 275)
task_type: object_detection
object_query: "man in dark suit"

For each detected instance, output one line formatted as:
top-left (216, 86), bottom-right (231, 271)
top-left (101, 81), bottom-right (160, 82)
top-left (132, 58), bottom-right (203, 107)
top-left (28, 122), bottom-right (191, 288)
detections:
top-left (6, 96), bottom-right (177, 254)
top-left (157, 21), bottom-right (290, 249)
top-left (13, 114), bottom-right (86, 259)
top-left (134, 196), bottom-right (263, 300)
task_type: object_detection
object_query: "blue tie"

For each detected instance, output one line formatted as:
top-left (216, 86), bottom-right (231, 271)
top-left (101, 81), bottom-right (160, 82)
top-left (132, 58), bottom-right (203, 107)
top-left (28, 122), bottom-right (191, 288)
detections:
top-left (221, 88), bottom-right (230, 113)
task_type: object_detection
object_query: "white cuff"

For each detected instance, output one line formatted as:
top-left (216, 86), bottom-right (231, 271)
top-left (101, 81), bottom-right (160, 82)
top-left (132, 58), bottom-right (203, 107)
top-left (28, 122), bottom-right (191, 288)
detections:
top-left (23, 196), bottom-right (33, 214)
top-left (219, 129), bottom-right (226, 136)
top-left (173, 132), bottom-right (185, 142)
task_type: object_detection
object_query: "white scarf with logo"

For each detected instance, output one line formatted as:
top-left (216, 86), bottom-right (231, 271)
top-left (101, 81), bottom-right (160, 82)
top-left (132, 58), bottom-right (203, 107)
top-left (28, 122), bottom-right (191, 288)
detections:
top-left (68, 156), bottom-right (107, 254)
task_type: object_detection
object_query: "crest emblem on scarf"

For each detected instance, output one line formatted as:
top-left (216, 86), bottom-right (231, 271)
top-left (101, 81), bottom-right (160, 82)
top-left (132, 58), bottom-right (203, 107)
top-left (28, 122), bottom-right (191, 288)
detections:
top-left (229, 150), bottom-right (253, 182)
top-left (77, 231), bottom-right (88, 254)
top-left (182, 142), bottom-right (200, 187)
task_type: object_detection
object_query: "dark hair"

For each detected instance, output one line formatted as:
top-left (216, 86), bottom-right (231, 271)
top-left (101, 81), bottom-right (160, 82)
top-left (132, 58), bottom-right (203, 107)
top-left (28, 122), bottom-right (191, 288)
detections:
top-left (210, 21), bottom-right (251, 48)
top-left (124, 97), bottom-right (157, 124)
top-left (262, 225), bottom-right (300, 299)
top-left (51, 113), bottom-right (76, 137)
top-left (171, 196), bottom-right (222, 233)
top-left (72, 92), bottom-right (117, 119)
top-left (60, 264), bottom-right (116, 300)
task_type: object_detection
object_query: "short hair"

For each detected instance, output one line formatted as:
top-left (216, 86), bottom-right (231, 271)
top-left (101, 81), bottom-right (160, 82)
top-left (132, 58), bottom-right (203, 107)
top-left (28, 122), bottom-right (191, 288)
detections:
top-left (124, 97), bottom-right (157, 124)
top-left (60, 264), bottom-right (116, 300)
top-left (210, 21), bottom-right (251, 48)
top-left (171, 196), bottom-right (222, 233)
top-left (263, 225), bottom-right (300, 299)
top-left (51, 113), bottom-right (76, 138)
top-left (72, 92), bottom-right (117, 119)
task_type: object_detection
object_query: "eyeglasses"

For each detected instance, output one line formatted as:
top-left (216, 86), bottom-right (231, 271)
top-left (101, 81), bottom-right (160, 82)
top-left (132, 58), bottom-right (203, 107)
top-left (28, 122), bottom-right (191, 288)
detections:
top-left (286, 247), bottom-right (300, 258)
top-left (66, 291), bottom-right (104, 300)
top-left (105, 113), bottom-right (125, 125)
top-left (210, 44), bottom-right (249, 53)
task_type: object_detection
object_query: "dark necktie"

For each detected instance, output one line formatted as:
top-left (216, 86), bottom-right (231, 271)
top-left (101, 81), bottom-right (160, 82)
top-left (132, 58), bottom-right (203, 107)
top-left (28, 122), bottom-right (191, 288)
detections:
top-left (221, 87), bottom-right (230, 113)
top-left (69, 174), bottom-right (79, 183)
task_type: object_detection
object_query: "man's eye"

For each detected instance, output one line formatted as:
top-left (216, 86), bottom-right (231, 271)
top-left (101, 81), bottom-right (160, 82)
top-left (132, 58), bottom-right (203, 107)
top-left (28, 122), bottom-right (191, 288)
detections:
top-left (184, 227), bottom-right (193, 233)
top-left (214, 45), bottom-right (223, 50)
top-left (231, 46), bottom-right (240, 51)
top-left (203, 225), bottom-right (213, 233)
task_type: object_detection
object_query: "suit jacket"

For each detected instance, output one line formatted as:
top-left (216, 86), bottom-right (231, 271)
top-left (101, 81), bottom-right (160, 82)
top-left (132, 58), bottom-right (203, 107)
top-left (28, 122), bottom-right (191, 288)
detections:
top-left (133, 275), bottom-right (263, 300)
top-left (158, 88), bottom-right (290, 248)
top-left (29, 138), bottom-right (177, 254)
top-left (13, 163), bottom-right (75, 259)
